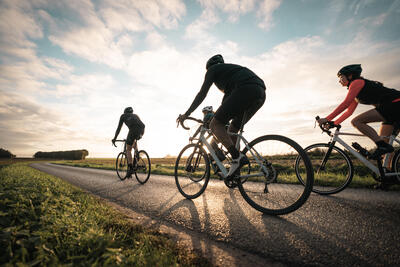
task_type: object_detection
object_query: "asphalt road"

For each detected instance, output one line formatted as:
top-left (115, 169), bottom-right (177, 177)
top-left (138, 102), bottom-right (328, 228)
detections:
top-left (31, 163), bottom-right (400, 266)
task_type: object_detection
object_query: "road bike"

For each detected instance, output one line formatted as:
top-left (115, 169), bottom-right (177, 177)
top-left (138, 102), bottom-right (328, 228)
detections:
top-left (175, 115), bottom-right (314, 215)
top-left (113, 139), bottom-right (151, 184)
top-left (294, 117), bottom-right (400, 195)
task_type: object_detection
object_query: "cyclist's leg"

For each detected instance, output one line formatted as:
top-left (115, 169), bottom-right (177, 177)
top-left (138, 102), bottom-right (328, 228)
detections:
top-left (211, 85), bottom-right (265, 175)
top-left (132, 139), bottom-right (138, 166)
top-left (352, 108), bottom-right (394, 158)
top-left (230, 88), bottom-right (266, 144)
top-left (380, 122), bottom-right (395, 167)
top-left (126, 130), bottom-right (135, 175)
top-left (212, 85), bottom-right (265, 150)
top-left (351, 109), bottom-right (385, 142)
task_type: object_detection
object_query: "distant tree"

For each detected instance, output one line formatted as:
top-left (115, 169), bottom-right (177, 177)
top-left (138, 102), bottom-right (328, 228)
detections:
top-left (0, 148), bottom-right (15, 158)
top-left (34, 150), bottom-right (89, 160)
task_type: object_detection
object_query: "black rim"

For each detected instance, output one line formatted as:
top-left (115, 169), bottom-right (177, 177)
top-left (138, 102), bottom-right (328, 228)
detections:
top-left (239, 135), bottom-right (314, 215)
top-left (135, 150), bottom-right (151, 184)
top-left (174, 144), bottom-right (210, 199)
top-left (116, 152), bottom-right (128, 180)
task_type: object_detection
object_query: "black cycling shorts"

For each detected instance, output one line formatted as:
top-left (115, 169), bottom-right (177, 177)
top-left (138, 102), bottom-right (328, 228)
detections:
top-left (376, 101), bottom-right (400, 125)
top-left (126, 128), bottom-right (144, 146)
top-left (214, 84), bottom-right (266, 129)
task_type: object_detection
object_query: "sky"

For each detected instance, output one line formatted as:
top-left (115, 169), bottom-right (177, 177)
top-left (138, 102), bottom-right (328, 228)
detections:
top-left (1, 0), bottom-right (400, 158)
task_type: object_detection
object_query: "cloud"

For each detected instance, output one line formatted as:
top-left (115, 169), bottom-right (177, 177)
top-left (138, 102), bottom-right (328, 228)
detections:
top-left (196, 0), bottom-right (281, 29)
top-left (1, 0), bottom-right (400, 158)
top-left (256, 0), bottom-right (282, 30)
top-left (197, 0), bottom-right (255, 22)
top-left (40, 0), bottom-right (185, 69)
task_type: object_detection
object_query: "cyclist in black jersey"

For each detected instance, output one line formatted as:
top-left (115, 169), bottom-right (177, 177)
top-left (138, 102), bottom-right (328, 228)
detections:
top-left (177, 54), bottom-right (266, 178)
top-left (112, 107), bottom-right (145, 177)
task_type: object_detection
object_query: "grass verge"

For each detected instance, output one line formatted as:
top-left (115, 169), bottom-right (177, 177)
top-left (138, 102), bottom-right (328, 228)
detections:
top-left (0, 162), bottom-right (211, 266)
top-left (54, 158), bottom-right (400, 190)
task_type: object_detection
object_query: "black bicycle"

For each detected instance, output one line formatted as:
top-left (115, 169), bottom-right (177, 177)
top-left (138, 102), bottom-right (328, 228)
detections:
top-left (113, 139), bottom-right (151, 184)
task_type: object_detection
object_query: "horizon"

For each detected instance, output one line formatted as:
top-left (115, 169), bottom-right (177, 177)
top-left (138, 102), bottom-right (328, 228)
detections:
top-left (1, 0), bottom-right (400, 158)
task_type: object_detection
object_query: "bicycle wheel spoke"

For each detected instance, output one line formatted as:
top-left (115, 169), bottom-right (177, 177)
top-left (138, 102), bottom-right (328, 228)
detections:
top-left (239, 135), bottom-right (313, 215)
top-left (175, 144), bottom-right (210, 199)
top-left (135, 150), bottom-right (151, 184)
top-left (297, 144), bottom-right (353, 195)
top-left (116, 153), bottom-right (128, 180)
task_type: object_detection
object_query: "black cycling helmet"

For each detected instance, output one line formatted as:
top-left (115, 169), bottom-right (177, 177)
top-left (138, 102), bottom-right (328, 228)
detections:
top-left (124, 107), bottom-right (133, 114)
top-left (206, 54), bottom-right (224, 70)
top-left (337, 64), bottom-right (362, 78)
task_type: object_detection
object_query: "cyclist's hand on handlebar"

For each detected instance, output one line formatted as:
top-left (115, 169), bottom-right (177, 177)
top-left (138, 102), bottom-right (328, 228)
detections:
top-left (315, 116), bottom-right (338, 131)
top-left (176, 114), bottom-right (188, 127)
top-left (316, 117), bottom-right (333, 130)
top-left (111, 139), bottom-right (116, 147)
top-left (317, 117), bottom-right (328, 125)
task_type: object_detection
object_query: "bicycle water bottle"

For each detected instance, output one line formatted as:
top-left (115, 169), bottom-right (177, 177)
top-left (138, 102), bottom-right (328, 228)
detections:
top-left (352, 142), bottom-right (370, 157)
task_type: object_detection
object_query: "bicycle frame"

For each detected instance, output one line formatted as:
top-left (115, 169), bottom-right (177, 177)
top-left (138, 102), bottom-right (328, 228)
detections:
top-left (191, 124), bottom-right (270, 179)
top-left (327, 128), bottom-right (400, 177)
top-left (115, 139), bottom-right (127, 154)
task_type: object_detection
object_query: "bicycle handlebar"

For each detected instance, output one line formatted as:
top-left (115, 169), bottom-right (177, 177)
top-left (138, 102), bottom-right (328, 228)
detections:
top-left (179, 117), bottom-right (203, 130)
top-left (112, 139), bottom-right (126, 147)
top-left (315, 116), bottom-right (341, 135)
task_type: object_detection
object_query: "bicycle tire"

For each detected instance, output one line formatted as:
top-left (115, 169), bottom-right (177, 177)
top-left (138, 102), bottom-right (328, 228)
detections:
top-left (116, 152), bottom-right (128, 180)
top-left (175, 143), bottom-right (210, 199)
top-left (295, 143), bottom-right (354, 195)
top-left (238, 135), bottom-right (314, 215)
top-left (391, 149), bottom-right (400, 183)
top-left (135, 150), bottom-right (151, 184)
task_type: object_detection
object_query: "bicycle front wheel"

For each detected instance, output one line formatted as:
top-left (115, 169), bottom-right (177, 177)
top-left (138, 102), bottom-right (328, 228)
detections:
top-left (175, 144), bottom-right (210, 199)
top-left (296, 143), bottom-right (353, 195)
top-left (116, 152), bottom-right (128, 180)
top-left (135, 150), bottom-right (151, 184)
top-left (239, 135), bottom-right (314, 215)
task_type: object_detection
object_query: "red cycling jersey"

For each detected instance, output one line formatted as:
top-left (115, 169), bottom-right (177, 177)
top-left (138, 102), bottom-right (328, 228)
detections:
top-left (326, 80), bottom-right (363, 124)
top-left (326, 79), bottom-right (400, 124)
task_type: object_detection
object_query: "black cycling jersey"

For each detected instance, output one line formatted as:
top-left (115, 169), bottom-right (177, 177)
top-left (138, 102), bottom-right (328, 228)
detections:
top-left (113, 113), bottom-right (145, 141)
top-left (185, 63), bottom-right (266, 116)
top-left (356, 78), bottom-right (400, 105)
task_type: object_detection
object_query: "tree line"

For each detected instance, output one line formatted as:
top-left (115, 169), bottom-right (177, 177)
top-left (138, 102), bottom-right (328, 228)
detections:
top-left (34, 150), bottom-right (89, 160)
top-left (0, 148), bottom-right (16, 158)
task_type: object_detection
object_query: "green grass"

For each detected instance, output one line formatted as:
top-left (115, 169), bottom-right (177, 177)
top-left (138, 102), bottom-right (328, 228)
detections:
top-left (54, 157), bottom-right (400, 190)
top-left (0, 162), bottom-right (211, 266)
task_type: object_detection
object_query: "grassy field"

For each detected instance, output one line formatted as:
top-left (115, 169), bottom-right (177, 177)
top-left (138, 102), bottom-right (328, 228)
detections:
top-left (0, 162), bottom-right (211, 266)
top-left (53, 157), bottom-right (400, 190)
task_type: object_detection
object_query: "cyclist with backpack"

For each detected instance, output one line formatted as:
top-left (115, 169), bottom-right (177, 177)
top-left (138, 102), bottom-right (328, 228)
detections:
top-left (112, 107), bottom-right (145, 177)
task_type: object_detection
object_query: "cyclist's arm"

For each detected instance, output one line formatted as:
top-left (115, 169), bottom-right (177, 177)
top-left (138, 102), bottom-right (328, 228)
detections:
top-left (326, 79), bottom-right (364, 122)
top-left (113, 115), bottom-right (124, 140)
top-left (184, 72), bottom-right (213, 116)
top-left (333, 100), bottom-right (358, 125)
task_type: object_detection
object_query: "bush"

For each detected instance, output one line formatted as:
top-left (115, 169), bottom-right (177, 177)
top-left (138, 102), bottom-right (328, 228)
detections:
top-left (0, 148), bottom-right (15, 158)
top-left (34, 150), bottom-right (89, 160)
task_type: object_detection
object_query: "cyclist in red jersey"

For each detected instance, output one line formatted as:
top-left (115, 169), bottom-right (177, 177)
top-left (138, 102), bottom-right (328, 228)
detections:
top-left (318, 64), bottom-right (400, 159)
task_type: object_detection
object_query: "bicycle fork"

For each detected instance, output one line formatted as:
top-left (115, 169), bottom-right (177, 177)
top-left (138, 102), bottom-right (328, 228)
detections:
top-left (186, 147), bottom-right (202, 173)
top-left (317, 142), bottom-right (336, 174)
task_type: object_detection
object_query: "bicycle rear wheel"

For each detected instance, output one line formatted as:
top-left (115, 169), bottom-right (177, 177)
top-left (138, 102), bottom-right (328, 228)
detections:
top-left (175, 144), bottom-right (210, 199)
top-left (135, 150), bottom-right (151, 184)
top-left (295, 143), bottom-right (353, 195)
top-left (116, 152), bottom-right (128, 180)
top-left (391, 149), bottom-right (400, 183)
top-left (238, 135), bottom-right (314, 215)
